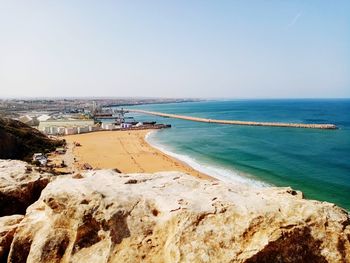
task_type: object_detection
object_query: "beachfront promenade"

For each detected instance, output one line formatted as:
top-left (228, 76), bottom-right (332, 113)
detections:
top-left (129, 109), bottom-right (337, 129)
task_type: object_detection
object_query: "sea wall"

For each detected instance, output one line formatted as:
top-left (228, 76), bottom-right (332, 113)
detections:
top-left (130, 109), bottom-right (337, 129)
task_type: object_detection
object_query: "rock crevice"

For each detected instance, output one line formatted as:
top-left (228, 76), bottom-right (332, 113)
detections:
top-left (0, 160), bottom-right (52, 216)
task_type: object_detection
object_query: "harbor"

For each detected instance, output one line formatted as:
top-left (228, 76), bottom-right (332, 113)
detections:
top-left (31, 105), bottom-right (171, 136)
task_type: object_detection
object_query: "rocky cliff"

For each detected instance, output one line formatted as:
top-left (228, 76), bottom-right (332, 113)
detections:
top-left (0, 117), bottom-right (63, 161)
top-left (0, 160), bottom-right (53, 216)
top-left (0, 161), bottom-right (349, 262)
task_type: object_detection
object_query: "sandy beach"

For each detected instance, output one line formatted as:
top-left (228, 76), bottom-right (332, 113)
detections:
top-left (63, 130), bottom-right (213, 180)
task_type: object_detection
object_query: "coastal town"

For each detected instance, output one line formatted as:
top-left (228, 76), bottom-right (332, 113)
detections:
top-left (1, 98), bottom-right (177, 173)
top-left (0, 97), bottom-right (199, 119)
top-left (0, 98), bottom-right (179, 136)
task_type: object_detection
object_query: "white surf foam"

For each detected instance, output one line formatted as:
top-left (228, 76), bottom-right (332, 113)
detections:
top-left (145, 131), bottom-right (270, 188)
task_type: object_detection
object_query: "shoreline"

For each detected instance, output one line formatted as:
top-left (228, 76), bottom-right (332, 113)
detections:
top-left (145, 130), bottom-right (269, 187)
top-left (62, 130), bottom-right (214, 181)
top-left (59, 129), bottom-right (268, 188)
top-left (146, 131), bottom-right (350, 211)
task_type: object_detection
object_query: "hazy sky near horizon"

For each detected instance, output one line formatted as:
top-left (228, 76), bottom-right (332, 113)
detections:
top-left (0, 1), bottom-right (349, 98)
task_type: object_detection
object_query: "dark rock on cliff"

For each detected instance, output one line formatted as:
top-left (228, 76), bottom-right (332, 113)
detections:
top-left (0, 117), bottom-right (63, 161)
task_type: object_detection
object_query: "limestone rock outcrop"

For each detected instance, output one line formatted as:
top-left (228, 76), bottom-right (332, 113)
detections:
top-left (0, 215), bottom-right (24, 260)
top-left (5, 170), bottom-right (350, 263)
top-left (0, 160), bottom-right (52, 216)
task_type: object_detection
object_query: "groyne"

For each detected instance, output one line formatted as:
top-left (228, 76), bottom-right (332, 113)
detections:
top-left (129, 109), bottom-right (337, 129)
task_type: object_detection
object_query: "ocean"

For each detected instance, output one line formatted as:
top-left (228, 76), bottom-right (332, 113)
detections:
top-left (125, 99), bottom-right (350, 210)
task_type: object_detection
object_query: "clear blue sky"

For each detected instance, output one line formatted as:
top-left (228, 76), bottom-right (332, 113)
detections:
top-left (0, 1), bottom-right (349, 98)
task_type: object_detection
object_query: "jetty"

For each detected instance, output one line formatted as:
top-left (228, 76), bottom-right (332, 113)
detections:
top-left (128, 109), bottom-right (337, 130)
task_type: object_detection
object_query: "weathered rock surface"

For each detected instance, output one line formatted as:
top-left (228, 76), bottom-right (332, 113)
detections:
top-left (0, 215), bottom-right (24, 260)
top-left (0, 160), bottom-right (52, 216)
top-left (5, 170), bottom-right (350, 263)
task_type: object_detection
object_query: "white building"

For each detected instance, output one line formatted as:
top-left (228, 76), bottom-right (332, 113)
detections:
top-left (37, 114), bottom-right (52, 122)
top-left (39, 119), bottom-right (94, 135)
top-left (77, 126), bottom-right (89, 134)
top-left (89, 126), bottom-right (100, 132)
top-left (19, 115), bottom-right (38, 126)
top-left (102, 123), bottom-right (115, 130)
top-left (135, 122), bottom-right (143, 127)
top-left (49, 126), bottom-right (58, 135)
top-left (43, 126), bottom-right (51, 134)
top-left (38, 119), bottom-right (94, 131)
top-left (121, 123), bottom-right (132, 129)
top-left (57, 127), bottom-right (66, 135)
top-left (65, 127), bottom-right (78, 135)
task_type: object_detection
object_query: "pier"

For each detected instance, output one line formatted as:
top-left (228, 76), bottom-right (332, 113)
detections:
top-left (128, 109), bottom-right (337, 130)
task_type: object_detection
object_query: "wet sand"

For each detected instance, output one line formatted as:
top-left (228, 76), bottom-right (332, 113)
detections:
top-left (63, 130), bottom-right (213, 180)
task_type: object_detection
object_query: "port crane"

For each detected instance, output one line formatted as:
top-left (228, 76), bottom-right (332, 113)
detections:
top-left (113, 108), bottom-right (135, 124)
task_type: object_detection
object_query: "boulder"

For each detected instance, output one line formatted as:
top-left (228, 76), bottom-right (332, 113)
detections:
top-left (6, 170), bottom-right (350, 262)
top-left (0, 160), bottom-right (52, 216)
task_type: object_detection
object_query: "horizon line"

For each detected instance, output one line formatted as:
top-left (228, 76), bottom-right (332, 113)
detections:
top-left (0, 96), bottom-right (349, 100)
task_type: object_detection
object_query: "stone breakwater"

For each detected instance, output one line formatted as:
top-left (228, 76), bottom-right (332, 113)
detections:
top-left (129, 109), bottom-right (337, 129)
top-left (0, 160), bottom-right (349, 262)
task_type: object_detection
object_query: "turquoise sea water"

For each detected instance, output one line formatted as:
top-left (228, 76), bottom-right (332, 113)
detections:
top-left (126, 100), bottom-right (350, 210)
